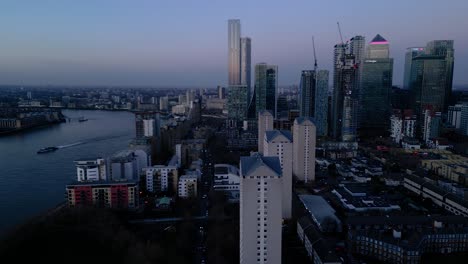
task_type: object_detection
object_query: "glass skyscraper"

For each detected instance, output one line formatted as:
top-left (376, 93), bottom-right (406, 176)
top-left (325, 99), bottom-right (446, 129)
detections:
top-left (359, 34), bottom-right (394, 135)
top-left (316, 70), bottom-right (329, 136)
top-left (299, 70), bottom-right (329, 136)
top-left (255, 63), bottom-right (278, 118)
top-left (403, 47), bottom-right (425, 90)
top-left (408, 40), bottom-right (454, 116)
top-left (299, 70), bottom-right (316, 118)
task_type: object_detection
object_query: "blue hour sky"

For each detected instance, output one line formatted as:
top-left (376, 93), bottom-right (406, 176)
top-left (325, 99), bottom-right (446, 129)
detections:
top-left (1, 0), bottom-right (467, 87)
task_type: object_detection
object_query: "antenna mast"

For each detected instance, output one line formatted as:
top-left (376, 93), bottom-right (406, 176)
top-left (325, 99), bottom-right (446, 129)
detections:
top-left (312, 36), bottom-right (318, 72)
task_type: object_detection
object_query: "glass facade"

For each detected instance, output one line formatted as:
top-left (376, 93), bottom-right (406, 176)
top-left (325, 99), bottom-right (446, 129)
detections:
top-left (227, 85), bottom-right (249, 121)
top-left (255, 63), bottom-right (278, 118)
top-left (299, 70), bottom-right (316, 118)
top-left (316, 70), bottom-right (329, 137)
top-left (360, 58), bottom-right (393, 132)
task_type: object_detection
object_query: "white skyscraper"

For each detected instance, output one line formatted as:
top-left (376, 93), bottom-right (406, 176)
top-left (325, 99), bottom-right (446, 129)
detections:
top-left (258, 110), bottom-right (274, 154)
top-left (293, 117), bottom-right (316, 183)
top-left (228, 19), bottom-right (241, 85)
top-left (240, 153), bottom-right (282, 264)
top-left (264, 130), bottom-right (293, 219)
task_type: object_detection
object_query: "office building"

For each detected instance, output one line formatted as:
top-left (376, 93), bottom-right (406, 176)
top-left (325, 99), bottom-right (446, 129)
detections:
top-left (227, 85), bottom-right (249, 121)
top-left (264, 130), bottom-right (293, 218)
top-left (258, 110), bottom-right (274, 154)
top-left (66, 180), bottom-right (139, 210)
top-left (408, 40), bottom-right (454, 117)
top-left (144, 165), bottom-right (178, 193)
top-left (403, 47), bottom-right (425, 90)
top-left (228, 19), bottom-right (241, 85)
top-left (240, 154), bottom-right (282, 264)
top-left (293, 117), bottom-right (316, 183)
top-left (255, 63), bottom-right (278, 118)
top-left (359, 35), bottom-right (393, 134)
top-left (74, 158), bottom-right (107, 182)
top-left (240, 37), bottom-right (252, 90)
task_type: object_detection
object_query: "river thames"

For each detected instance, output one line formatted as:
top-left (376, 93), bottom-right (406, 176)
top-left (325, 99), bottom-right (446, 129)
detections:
top-left (0, 110), bottom-right (134, 233)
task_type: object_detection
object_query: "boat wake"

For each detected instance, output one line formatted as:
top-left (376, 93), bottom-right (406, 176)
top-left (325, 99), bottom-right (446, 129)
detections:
top-left (55, 134), bottom-right (129, 149)
top-left (57, 142), bottom-right (85, 149)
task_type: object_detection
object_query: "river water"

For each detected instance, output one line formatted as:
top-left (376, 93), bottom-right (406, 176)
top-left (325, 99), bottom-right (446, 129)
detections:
top-left (0, 110), bottom-right (134, 233)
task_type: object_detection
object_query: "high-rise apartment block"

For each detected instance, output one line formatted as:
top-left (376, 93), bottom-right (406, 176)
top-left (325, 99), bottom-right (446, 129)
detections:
top-left (293, 117), bottom-right (316, 183)
top-left (255, 63), bottom-right (278, 118)
top-left (241, 37), bottom-right (252, 90)
top-left (264, 130), bottom-right (293, 218)
top-left (240, 154), bottom-right (282, 264)
top-left (227, 19), bottom-right (252, 122)
top-left (228, 19), bottom-right (241, 85)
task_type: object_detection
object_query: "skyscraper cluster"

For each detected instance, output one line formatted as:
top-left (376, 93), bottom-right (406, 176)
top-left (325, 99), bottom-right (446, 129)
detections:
top-left (227, 19), bottom-right (278, 123)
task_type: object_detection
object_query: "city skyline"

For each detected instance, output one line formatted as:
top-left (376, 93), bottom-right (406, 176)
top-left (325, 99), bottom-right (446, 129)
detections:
top-left (1, 1), bottom-right (468, 87)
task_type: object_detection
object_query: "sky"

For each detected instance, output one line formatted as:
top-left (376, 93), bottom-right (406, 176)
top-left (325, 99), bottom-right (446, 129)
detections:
top-left (1, 0), bottom-right (468, 87)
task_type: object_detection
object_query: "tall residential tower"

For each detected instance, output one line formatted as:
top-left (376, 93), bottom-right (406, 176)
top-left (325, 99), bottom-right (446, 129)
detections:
top-left (228, 19), bottom-right (241, 85)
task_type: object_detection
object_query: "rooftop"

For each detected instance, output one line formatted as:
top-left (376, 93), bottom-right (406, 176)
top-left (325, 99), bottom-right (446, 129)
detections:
top-left (240, 153), bottom-right (282, 177)
top-left (265, 130), bottom-right (293, 142)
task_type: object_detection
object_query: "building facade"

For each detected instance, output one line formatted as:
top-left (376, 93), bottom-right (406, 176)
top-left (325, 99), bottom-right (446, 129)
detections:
top-left (213, 164), bottom-right (240, 201)
top-left (240, 37), bottom-right (252, 90)
top-left (258, 110), bottom-right (274, 154)
top-left (227, 85), bottom-right (249, 121)
top-left (178, 175), bottom-right (198, 198)
top-left (293, 117), bottom-right (316, 183)
top-left (359, 35), bottom-right (393, 135)
top-left (264, 130), bottom-right (293, 218)
top-left (331, 42), bottom-right (359, 142)
top-left (144, 165), bottom-right (178, 193)
top-left (255, 63), bottom-right (278, 118)
top-left (240, 154), bottom-right (282, 264)
top-left (228, 19), bottom-right (241, 85)
top-left (66, 180), bottom-right (139, 210)
top-left (74, 158), bottom-right (107, 182)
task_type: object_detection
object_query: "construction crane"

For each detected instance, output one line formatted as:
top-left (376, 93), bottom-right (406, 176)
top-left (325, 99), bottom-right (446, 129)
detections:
top-left (312, 36), bottom-right (318, 72)
top-left (337, 22), bottom-right (344, 44)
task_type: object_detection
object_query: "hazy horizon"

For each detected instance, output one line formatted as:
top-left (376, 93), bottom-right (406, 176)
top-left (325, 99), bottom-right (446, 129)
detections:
top-left (1, 0), bottom-right (468, 87)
